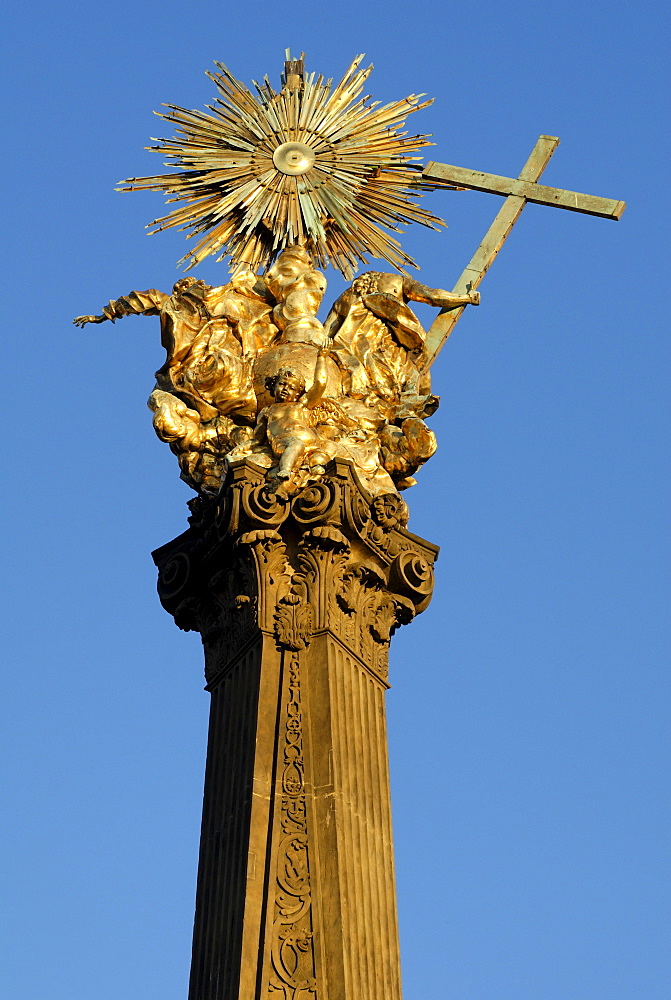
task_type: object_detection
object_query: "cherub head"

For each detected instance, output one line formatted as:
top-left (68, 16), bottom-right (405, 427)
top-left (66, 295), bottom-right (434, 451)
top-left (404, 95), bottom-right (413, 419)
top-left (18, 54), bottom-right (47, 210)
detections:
top-left (172, 276), bottom-right (203, 295)
top-left (266, 367), bottom-right (306, 402)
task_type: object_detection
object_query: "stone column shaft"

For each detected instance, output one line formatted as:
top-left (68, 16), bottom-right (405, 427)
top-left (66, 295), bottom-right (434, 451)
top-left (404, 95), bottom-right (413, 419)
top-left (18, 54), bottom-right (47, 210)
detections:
top-left (153, 460), bottom-right (437, 999)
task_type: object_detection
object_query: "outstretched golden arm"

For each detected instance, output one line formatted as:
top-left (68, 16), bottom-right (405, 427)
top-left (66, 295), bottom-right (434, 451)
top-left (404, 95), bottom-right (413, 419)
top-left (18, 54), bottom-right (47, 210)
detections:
top-left (401, 275), bottom-right (480, 309)
top-left (73, 289), bottom-right (168, 328)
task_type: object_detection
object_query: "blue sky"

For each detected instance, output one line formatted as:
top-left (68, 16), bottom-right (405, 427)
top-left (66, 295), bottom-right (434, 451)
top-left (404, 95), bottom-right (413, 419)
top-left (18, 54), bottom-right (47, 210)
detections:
top-left (2, 1), bottom-right (669, 998)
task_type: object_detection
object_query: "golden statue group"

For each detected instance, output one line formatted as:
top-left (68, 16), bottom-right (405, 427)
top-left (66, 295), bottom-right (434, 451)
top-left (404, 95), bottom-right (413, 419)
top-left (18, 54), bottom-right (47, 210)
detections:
top-left (75, 251), bottom-right (478, 497)
top-left (74, 52), bottom-right (488, 504)
top-left (75, 52), bottom-right (623, 1000)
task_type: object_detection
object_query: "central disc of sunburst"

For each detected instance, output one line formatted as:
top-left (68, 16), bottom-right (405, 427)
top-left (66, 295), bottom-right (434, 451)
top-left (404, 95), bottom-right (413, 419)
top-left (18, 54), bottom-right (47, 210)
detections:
top-left (118, 52), bottom-right (444, 277)
top-left (272, 141), bottom-right (316, 176)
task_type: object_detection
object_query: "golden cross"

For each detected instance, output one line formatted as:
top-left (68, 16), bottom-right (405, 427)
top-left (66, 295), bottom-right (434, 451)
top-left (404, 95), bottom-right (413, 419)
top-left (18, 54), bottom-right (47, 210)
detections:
top-left (422, 135), bottom-right (626, 366)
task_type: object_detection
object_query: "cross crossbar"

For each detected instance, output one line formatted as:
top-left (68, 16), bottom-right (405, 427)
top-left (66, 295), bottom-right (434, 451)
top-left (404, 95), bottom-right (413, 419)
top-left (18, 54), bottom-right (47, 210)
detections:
top-left (423, 161), bottom-right (625, 221)
top-left (421, 135), bottom-right (626, 367)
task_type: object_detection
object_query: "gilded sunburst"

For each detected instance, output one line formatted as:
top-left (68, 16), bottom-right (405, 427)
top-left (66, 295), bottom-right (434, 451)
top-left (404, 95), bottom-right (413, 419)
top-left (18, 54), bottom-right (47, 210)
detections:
top-left (118, 53), bottom-right (444, 277)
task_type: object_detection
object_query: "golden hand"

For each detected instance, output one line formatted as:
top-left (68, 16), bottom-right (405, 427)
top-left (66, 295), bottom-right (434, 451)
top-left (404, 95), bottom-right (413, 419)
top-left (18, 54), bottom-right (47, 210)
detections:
top-left (72, 314), bottom-right (107, 327)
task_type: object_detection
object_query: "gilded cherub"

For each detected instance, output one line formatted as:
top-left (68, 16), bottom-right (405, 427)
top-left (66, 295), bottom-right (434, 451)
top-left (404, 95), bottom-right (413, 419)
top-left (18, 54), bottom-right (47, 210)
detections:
top-left (229, 345), bottom-right (355, 486)
top-left (256, 349), bottom-right (332, 482)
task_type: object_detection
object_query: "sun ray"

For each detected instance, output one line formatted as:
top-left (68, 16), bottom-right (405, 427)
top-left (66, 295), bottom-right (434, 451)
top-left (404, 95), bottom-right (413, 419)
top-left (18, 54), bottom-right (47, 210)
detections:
top-left (118, 54), bottom-right (443, 277)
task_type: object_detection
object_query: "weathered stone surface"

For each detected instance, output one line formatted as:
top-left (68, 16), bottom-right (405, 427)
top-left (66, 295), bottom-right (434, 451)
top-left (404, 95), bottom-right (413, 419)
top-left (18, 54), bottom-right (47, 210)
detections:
top-left (153, 458), bottom-right (437, 999)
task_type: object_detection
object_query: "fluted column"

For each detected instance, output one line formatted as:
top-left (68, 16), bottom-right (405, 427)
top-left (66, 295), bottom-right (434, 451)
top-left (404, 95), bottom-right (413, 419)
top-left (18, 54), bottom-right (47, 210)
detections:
top-left (153, 458), bottom-right (437, 999)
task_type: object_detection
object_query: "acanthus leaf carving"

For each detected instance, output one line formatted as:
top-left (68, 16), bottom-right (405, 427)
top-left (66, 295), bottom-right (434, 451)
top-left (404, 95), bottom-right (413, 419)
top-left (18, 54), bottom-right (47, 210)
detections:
top-left (172, 596), bottom-right (202, 633)
top-left (370, 593), bottom-right (416, 644)
top-left (275, 594), bottom-right (314, 651)
top-left (236, 529), bottom-right (292, 631)
top-left (292, 526), bottom-right (351, 631)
